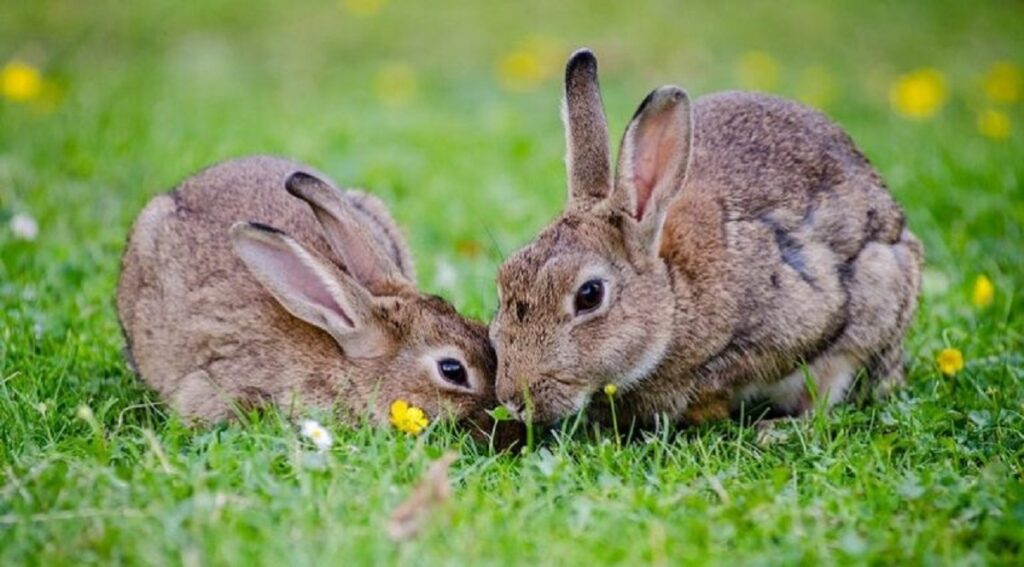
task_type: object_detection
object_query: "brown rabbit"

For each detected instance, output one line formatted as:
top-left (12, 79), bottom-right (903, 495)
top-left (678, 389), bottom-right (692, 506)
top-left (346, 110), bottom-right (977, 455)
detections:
top-left (491, 50), bottom-right (922, 426)
top-left (117, 155), bottom-right (501, 432)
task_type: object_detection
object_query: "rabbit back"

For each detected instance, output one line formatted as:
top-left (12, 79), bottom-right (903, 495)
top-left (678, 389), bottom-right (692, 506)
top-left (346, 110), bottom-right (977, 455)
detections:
top-left (665, 92), bottom-right (921, 416)
top-left (117, 156), bottom-right (405, 420)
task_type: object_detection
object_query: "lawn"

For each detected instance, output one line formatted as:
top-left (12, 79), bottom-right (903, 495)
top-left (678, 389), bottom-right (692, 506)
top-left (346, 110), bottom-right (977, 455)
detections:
top-left (1, 0), bottom-right (1022, 564)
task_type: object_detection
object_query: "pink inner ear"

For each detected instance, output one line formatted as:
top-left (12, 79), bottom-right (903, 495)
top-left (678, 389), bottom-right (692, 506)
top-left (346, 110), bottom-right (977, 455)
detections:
top-left (632, 107), bottom-right (676, 220)
top-left (245, 242), bottom-right (354, 328)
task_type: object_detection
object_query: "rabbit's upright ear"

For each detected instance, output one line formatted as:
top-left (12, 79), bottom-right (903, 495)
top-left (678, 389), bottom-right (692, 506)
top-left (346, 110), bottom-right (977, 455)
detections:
top-left (285, 172), bottom-right (411, 296)
top-left (613, 86), bottom-right (694, 252)
top-left (230, 222), bottom-right (387, 358)
top-left (563, 49), bottom-right (613, 211)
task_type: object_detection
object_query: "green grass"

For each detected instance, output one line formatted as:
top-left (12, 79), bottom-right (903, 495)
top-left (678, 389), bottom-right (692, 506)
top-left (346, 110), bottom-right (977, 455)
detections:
top-left (1, 1), bottom-right (1022, 564)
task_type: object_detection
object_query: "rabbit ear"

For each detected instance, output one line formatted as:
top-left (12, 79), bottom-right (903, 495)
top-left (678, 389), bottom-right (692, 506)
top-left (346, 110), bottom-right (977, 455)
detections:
top-left (612, 86), bottom-right (694, 250)
top-left (285, 172), bottom-right (411, 296)
top-left (230, 222), bottom-right (387, 358)
top-left (563, 49), bottom-right (613, 210)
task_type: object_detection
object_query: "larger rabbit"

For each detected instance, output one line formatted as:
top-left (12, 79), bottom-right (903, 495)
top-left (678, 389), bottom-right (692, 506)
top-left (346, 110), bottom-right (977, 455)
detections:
top-left (118, 156), bottom-right (502, 433)
top-left (491, 50), bottom-right (922, 426)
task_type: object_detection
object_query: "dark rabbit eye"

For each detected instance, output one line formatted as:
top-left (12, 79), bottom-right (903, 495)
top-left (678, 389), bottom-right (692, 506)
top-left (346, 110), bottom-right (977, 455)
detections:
top-left (574, 279), bottom-right (605, 314)
top-left (437, 358), bottom-right (469, 387)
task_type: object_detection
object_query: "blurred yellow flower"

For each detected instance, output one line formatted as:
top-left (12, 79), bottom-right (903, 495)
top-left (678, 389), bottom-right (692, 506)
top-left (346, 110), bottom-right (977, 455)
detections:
top-left (497, 36), bottom-right (562, 92)
top-left (342, 0), bottom-right (387, 17)
top-left (455, 238), bottom-right (482, 259)
top-left (796, 65), bottom-right (835, 109)
top-left (374, 63), bottom-right (417, 107)
top-left (982, 61), bottom-right (1020, 104)
top-left (971, 274), bottom-right (995, 308)
top-left (977, 108), bottom-right (1011, 140)
top-left (2, 60), bottom-right (42, 102)
top-left (735, 51), bottom-right (779, 92)
top-left (390, 400), bottom-right (428, 435)
top-left (936, 348), bottom-right (964, 377)
top-left (889, 68), bottom-right (947, 120)
top-left (603, 383), bottom-right (618, 397)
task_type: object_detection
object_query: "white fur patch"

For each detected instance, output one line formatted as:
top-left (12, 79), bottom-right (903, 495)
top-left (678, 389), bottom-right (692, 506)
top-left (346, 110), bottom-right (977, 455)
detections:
top-left (618, 329), bottom-right (671, 391)
top-left (733, 353), bottom-right (859, 414)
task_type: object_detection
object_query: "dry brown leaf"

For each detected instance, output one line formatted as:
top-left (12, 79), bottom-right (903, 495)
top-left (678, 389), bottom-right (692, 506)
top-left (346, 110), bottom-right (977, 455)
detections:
top-left (386, 453), bottom-right (457, 541)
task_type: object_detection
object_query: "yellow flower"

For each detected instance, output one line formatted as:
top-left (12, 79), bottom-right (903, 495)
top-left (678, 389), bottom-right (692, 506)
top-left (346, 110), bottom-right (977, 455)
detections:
top-left (982, 61), bottom-right (1021, 104)
top-left (603, 384), bottom-right (618, 397)
top-left (889, 68), bottom-right (947, 120)
top-left (390, 400), bottom-right (429, 435)
top-left (342, 0), bottom-right (387, 17)
top-left (497, 36), bottom-right (562, 92)
top-left (936, 348), bottom-right (964, 377)
top-left (971, 275), bottom-right (995, 308)
top-left (2, 60), bottom-right (43, 102)
top-left (977, 108), bottom-right (1011, 140)
top-left (735, 51), bottom-right (779, 92)
top-left (373, 63), bottom-right (417, 107)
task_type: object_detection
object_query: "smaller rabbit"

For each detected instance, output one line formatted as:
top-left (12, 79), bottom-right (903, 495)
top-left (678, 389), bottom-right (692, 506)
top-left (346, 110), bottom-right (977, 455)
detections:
top-left (491, 50), bottom-right (922, 426)
top-left (117, 156), bottom-right (502, 434)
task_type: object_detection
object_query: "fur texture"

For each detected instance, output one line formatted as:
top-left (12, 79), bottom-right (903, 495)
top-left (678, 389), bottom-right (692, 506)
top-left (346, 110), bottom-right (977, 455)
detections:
top-left (117, 155), bottom-right (505, 435)
top-left (491, 50), bottom-right (922, 426)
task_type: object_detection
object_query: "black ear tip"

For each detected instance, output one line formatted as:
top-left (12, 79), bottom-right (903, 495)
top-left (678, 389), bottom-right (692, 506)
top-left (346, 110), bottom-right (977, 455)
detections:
top-left (632, 89), bottom-right (657, 119)
top-left (284, 171), bottom-right (318, 197)
top-left (565, 48), bottom-right (598, 81)
top-left (631, 86), bottom-right (689, 119)
top-left (246, 221), bottom-right (286, 235)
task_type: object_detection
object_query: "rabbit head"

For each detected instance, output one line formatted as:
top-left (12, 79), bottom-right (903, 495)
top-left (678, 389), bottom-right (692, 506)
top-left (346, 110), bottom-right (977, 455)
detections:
top-left (491, 50), bottom-right (694, 424)
top-left (231, 172), bottom-right (500, 432)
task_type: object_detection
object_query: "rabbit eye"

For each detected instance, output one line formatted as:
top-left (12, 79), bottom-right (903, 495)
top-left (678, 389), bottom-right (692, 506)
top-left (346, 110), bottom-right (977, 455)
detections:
top-left (437, 358), bottom-right (469, 388)
top-left (574, 279), bottom-right (605, 314)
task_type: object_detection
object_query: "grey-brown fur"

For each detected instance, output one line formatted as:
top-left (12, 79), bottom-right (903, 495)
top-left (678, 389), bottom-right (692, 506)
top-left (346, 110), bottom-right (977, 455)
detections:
top-left (491, 50), bottom-right (922, 426)
top-left (117, 155), bottom-right (501, 430)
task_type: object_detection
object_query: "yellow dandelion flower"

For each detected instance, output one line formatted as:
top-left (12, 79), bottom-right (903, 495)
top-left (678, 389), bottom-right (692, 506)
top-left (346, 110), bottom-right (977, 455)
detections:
top-left (342, 0), bottom-right (387, 17)
top-left (603, 383), bottom-right (618, 397)
top-left (373, 63), bottom-right (417, 107)
top-left (977, 108), bottom-right (1011, 140)
top-left (735, 51), bottom-right (779, 92)
top-left (936, 348), bottom-right (964, 377)
top-left (982, 61), bottom-right (1021, 104)
top-left (497, 36), bottom-right (562, 92)
top-left (2, 60), bottom-right (43, 102)
top-left (390, 400), bottom-right (429, 435)
top-left (971, 275), bottom-right (995, 309)
top-left (796, 65), bottom-right (835, 109)
top-left (889, 68), bottom-right (947, 120)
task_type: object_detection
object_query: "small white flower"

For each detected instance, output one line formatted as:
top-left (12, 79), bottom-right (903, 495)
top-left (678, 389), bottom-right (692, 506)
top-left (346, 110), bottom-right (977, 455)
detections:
top-left (76, 404), bottom-right (94, 421)
top-left (10, 212), bottom-right (38, 241)
top-left (299, 419), bottom-right (333, 452)
top-left (433, 258), bottom-right (458, 291)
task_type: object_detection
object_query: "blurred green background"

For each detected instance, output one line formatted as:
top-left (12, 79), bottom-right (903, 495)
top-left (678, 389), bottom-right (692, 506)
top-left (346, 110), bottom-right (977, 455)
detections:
top-left (2, 0), bottom-right (1021, 319)
top-left (1, 1), bottom-right (1022, 564)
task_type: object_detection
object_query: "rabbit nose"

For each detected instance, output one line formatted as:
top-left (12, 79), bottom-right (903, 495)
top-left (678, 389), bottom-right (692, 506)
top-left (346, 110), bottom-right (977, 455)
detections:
top-left (497, 381), bottom-right (528, 421)
top-left (502, 398), bottom-right (527, 421)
